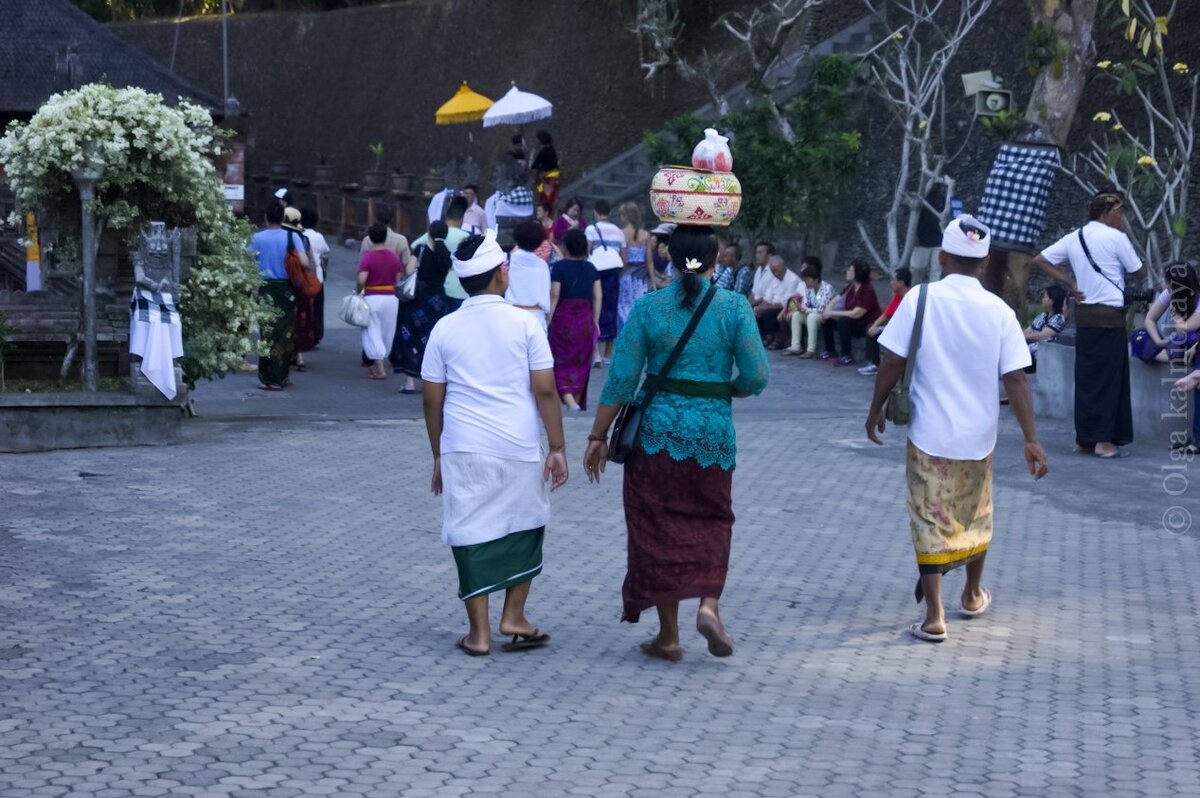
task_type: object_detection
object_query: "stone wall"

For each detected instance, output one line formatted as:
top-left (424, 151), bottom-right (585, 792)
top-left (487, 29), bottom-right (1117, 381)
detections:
top-left (113, 1), bottom-right (864, 211)
top-left (113, 1), bottom-right (734, 196)
top-left (114, 1), bottom-right (1198, 271)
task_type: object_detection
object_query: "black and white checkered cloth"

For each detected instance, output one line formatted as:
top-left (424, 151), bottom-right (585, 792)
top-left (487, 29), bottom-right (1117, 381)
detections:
top-left (977, 144), bottom-right (1061, 247)
top-left (500, 185), bottom-right (534, 206)
top-left (131, 288), bottom-right (180, 325)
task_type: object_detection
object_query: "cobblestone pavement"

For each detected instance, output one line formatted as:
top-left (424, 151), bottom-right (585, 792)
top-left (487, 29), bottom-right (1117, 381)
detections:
top-left (1, 246), bottom-right (1197, 797)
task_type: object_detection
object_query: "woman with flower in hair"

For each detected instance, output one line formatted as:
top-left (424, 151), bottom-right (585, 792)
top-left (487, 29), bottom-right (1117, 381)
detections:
top-left (583, 225), bottom-right (769, 662)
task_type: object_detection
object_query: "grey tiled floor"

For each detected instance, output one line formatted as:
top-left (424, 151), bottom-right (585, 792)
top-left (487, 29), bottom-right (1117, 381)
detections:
top-left (1, 246), bottom-right (1196, 797)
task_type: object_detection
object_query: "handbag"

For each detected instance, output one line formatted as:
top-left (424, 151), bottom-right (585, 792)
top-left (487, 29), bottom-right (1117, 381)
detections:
top-left (284, 234), bottom-right (321, 298)
top-left (340, 292), bottom-right (370, 327)
top-left (608, 283), bottom-right (718, 463)
top-left (398, 271), bottom-right (418, 302)
top-left (400, 244), bottom-right (430, 303)
top-left (884, 283), bottom-right (927, 426)
top-left (589, 223), bottom-right (624, 272)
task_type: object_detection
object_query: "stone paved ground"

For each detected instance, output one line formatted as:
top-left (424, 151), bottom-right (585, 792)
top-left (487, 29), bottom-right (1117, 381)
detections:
top-left (1, 245), bottom-right (1197, 797)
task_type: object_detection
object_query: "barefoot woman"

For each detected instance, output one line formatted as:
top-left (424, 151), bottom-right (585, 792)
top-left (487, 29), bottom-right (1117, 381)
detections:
top-left (583, 225), bottom-right (769, 660)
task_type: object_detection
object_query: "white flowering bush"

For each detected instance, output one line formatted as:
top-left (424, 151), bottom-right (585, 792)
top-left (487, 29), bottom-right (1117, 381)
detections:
top-left (0, 83), bottom-right (273, 386)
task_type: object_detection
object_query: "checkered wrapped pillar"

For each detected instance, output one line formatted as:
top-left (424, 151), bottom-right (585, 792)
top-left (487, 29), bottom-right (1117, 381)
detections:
top-left (977, 144), bottom-right (1061, 248)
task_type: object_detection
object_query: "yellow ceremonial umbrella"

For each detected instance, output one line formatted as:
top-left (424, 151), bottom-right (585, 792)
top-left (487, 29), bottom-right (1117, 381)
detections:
top-left (435, 82), bottom-right (494, 125)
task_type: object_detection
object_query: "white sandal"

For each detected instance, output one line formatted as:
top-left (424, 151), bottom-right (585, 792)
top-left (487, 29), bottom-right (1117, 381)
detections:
top-left (908, 623), bottom-right (947, 643)
top-left (959, 587), bottom-right (992, 618)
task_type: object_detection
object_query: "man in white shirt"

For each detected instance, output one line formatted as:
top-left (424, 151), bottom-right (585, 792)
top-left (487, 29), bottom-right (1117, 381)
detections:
top-left (867, 215), bottom-right (1048, 644)
top-left (359, 206), bottom-right (416, 274)
top-left (461, 184), bottom-right (488, 235)
top-left (585, 199), bottom-right (626, 364)
top-left (422, 230), bottom-right (568, 657)
top-left (749, 241), bottom-right (775, 298)
top-left (412, 196), bottom-right (470, 303)
top-left (1033, 189), bottom-right (1146, 458)
top-left (750, 255), bottom-right (802, 348)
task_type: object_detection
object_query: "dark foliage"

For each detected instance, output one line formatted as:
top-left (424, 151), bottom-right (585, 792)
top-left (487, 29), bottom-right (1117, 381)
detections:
top-left (71, 0), bottom-right (391, 22)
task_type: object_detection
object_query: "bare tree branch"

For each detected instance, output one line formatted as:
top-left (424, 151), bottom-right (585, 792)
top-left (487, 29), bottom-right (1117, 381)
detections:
top-left (857, 0), bottom-right (993, 269)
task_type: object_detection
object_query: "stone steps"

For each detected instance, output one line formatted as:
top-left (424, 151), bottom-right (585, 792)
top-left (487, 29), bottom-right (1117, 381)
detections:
top-left (561, 14), bottom-right (889, 213)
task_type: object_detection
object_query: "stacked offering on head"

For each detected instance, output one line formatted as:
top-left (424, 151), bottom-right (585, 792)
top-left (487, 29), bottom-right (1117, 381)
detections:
top-left (649, 128), bottom-right (742, 228)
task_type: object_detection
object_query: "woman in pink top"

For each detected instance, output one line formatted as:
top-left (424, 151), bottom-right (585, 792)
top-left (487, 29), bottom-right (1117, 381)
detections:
top-left (357, 222), bottom-right (405, 379)
top-left (550, 197), bottom-right (585, 247)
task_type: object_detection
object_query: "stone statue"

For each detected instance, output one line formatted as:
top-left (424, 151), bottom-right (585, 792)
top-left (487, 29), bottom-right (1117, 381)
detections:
top-left (132, 221), bottom-right (181, 296)
top-left (129, 221), bottom-right (185, 401)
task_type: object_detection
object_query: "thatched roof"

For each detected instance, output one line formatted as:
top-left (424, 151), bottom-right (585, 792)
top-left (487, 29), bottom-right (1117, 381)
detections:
top-left (0, 0), bottom-right (218, 116)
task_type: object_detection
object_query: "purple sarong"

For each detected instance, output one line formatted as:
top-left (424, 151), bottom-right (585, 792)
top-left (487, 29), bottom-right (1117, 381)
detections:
top-left (549, 297), bottom-right (597, 409)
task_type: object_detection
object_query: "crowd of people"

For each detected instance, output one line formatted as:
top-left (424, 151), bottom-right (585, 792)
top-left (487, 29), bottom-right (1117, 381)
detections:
top-left (247, 183), bottom-right (1199, 656)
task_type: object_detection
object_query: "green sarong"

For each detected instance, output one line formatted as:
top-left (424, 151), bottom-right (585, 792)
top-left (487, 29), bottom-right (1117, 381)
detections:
top-left (452, 527), bottom-right (545, 600)
top-left (259, 280), bottom-right (295, 387)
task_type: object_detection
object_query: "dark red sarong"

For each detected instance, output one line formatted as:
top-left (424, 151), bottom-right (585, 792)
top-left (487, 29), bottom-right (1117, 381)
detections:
top-left (621, 448), bottom-right (734, 623)
top-left (293, 291), bottom-right (320, 354)
top-left (548, 297), bottom-right (597, 409)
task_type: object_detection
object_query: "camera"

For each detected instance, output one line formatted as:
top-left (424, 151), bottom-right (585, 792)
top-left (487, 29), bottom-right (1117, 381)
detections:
top-left (1123, 288), bottom-right (1157, 304)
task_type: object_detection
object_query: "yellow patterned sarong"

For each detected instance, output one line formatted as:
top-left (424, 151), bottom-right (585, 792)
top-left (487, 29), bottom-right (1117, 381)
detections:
top-left (906, 440), bottom-right (993, 573)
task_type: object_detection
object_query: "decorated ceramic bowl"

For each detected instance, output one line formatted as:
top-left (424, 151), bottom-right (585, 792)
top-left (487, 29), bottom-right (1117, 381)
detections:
top-left (649, 166), bottom-right (742, 227)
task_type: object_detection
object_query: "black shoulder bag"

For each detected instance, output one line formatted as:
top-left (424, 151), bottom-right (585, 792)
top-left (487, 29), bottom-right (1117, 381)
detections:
top-left (608, 283), bottom-right (718, 464)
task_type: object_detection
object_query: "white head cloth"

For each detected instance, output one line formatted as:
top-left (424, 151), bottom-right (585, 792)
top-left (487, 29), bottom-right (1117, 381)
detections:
top-left (941, 214), bottom-right (991, 258)
top-left (452, 229), bottom-right (506, 279)
top-left (273, 188), bottom-right (289, 199)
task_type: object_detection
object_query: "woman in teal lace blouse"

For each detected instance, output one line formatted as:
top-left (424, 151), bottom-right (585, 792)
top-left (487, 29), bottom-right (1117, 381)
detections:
top-left (583, 225), bottom-right (769, 662)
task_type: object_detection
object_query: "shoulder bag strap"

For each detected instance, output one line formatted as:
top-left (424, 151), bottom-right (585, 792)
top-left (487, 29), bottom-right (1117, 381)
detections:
top-left (1077, 228), bottom-right (1124, 293)
top-left (900, 284), bottom-right (928, 391)
top-left (641, 283), bottom-right (718, 407)
top-left (592, 223), bottom-right (609, 250)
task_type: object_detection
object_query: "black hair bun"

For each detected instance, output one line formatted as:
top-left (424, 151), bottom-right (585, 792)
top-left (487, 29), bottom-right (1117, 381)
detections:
top-left (455, 234), bottom-right (486, 261)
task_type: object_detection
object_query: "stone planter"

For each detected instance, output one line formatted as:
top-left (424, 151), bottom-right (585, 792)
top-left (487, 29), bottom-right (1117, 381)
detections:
top-left (362, 170), bottom-right (387, 194)
top-left (421, 174), bottom-right (445, 198)
top-left (313, 164), bottom-right (336, 186)
top-left (391, 172), bottom-right (416, 195)
top-left (0, 389), bottom-right (185, 453)
top-left (1030, 341), bottom-right (1185, 444)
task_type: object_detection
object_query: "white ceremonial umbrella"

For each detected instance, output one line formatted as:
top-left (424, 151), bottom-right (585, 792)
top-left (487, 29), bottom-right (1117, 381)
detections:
top-left (481, 84), bottom-right (553, 128)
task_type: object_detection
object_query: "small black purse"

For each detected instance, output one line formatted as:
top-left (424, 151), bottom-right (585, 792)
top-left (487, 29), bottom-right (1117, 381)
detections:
top-left (608, 284), bottom-right (718, 463)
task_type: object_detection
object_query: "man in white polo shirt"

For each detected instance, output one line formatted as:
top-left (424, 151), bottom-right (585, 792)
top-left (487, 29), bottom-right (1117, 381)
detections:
top-left (421, 230), bottom-right (569, 657)
top-left (751, 255), bottom-right (802, 348)
top-left (1033, 189), bottom-right (1146, 458)
top-left (866, 215), bottom-right (1049, 643)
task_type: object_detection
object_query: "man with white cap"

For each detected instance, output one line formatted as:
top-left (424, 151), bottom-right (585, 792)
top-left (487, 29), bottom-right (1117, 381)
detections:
top-left (865, 214), bottom-right (1049, 643)
top-left (421, 230), bottom-right (569, 656)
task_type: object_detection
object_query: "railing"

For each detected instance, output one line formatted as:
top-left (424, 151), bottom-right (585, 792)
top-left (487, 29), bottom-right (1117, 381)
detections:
top-left (243, 178), bottom-right (430, 242)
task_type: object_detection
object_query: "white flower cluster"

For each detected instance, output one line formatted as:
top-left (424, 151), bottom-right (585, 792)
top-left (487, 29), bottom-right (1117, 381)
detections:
top-left (0, 83), bottom-right (270, 386)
